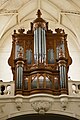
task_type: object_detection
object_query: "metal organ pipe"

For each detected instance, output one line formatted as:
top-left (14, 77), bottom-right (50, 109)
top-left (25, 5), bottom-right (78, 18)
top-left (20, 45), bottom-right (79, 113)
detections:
top-left (34, 27), bottom-right (46, 64)
top-left (59, 64), bottom-right (67, 89)
top-left (16, 64), bottom-right (23, 89)
top-left (39, 27), bottom-right (41, 63)
top-left (43, 29), bottom-right (46, 62)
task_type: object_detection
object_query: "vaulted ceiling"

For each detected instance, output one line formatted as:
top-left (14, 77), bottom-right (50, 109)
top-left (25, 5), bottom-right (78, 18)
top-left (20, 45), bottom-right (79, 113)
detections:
top-left (0, 0), bottom-right (80, 81)
top-left (0, 0), bottom-right (80, 47)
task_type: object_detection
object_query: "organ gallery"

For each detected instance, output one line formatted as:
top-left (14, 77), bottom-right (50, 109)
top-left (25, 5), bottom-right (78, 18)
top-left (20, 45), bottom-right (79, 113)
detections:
top-left (8, 10), bottom-right (72, 95)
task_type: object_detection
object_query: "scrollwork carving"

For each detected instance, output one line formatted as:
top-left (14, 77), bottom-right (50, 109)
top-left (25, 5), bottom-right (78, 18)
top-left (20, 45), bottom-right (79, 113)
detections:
top-left (15, 95), bottom-right (23, 111)
top-left (0, 104), bottom-right (5, 113)
top-left (60, 95), bottom-right (68, 110)
top-left (31, 100), bottom-right (52, 114)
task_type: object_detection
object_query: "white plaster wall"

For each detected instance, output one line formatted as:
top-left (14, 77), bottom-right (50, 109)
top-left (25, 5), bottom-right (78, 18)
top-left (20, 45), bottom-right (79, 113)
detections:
top-left (67, 35), bottom-right (80, 81)
top-left (0, 35), bottom-right (13, 82)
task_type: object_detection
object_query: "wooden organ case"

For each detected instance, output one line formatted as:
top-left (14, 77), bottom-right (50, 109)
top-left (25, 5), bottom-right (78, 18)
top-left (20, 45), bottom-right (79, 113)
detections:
top-left (8, 10), bottom-right (72, 95)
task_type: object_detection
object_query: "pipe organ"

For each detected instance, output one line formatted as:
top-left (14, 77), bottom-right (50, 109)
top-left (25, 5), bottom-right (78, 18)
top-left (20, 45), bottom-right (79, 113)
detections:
top-left (8, 10), bottom-right (72, 95)
top-left (34, 27), bottom-right (46, 64)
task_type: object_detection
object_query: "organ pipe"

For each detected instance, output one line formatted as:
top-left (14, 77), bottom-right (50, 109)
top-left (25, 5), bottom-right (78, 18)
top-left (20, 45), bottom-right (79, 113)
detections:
top-left (34, 27), bottom-right (46, 64)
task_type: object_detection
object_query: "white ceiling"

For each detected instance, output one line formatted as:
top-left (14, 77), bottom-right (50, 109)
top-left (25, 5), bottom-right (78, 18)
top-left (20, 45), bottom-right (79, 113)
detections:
top-left (0, 0), bottom-right (80, 81)
top-left (0, 0), bottom-right (80, 48)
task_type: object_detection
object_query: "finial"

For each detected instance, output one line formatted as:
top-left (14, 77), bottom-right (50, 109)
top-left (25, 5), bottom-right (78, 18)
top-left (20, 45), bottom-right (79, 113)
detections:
top-left (55, 28), bottom-right (65, 34)
top-left (36, 9), bottom-right (42, 18)
top-left (14, 30), bottom-right (16, 34)
top-left (18, 28), bottom-right (25, 34)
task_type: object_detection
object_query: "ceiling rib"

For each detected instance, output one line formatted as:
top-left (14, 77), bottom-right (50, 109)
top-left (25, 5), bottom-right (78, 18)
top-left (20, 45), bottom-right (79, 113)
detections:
top-left (0, 14), bottom-right (17, 39)
top-left (61, 10), bottom-right (80, 16)
top-left (0, 0), bottom-right (9, 9)
top-left (41, 8), bottom-right (58, 23)
top-left (0, 9), bottom-right (18, 15)
top-left (18, 0), bottom-right (32, 12)
top-left (37, 0), bottom-right (41, 9)
top-left (66, 14), bottom-right (80, 47)
top-left (66, 0), bottom-right (80, 11)
top-left (62, 14), bottom-right (80, 49)
top-left (58, 14), bottom-right (62, 24)
top-left (62, 24), bottom-right (80, 50)
top-left (44, 0), bottom-right (62, 27)
top-left (47, 0), bottom-right (61, 11)
top-left (50, 18), bottom-right (78, 42)
top-left (20, 8), bottom-right (37, 23)
top-left (61, 13), bottom-right (77, 37)
top-left (16, 15), bottom-right (19, 24)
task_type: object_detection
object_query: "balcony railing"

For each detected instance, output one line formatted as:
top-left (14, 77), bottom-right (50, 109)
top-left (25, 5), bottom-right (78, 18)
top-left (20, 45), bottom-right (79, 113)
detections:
top-left (0, 80), bottom-right (80, 96)
top-left (68, 80), bottom-right (80, 95)
top-left (0, 80), bottom-right (14, 95)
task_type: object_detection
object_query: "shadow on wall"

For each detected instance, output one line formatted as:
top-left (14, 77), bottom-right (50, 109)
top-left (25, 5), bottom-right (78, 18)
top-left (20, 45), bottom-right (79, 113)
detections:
top-left (7, 113), bottom-right (79, 120)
